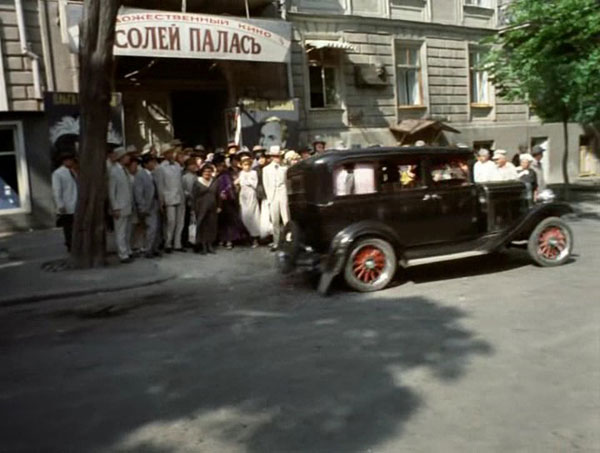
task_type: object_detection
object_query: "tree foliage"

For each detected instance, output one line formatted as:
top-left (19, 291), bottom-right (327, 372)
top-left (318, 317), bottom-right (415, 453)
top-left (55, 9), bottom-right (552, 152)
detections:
top-left (484, 0), bottom-right (600, 124)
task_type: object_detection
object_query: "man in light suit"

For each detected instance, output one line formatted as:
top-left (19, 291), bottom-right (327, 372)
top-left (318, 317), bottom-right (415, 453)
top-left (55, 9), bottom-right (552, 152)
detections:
top-left (262, 145), bottom-right (290, 251)
top-left (155, 143), bottom-right (186, 253)
top-left (51, 152), bottom-right (78, 252)
top-left (109, 147), bottom-right (134, 263)
top-left (134, 155), bottom-right (161, 258)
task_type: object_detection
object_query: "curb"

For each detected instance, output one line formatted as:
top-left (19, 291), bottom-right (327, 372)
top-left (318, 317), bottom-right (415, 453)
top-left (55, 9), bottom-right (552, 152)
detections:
top-left (0, 275), bottom-right (176, 307)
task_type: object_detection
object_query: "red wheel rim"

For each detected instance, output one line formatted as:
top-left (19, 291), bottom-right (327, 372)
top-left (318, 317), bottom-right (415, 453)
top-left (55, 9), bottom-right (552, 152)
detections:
top-left (537, 226), bottom-right (568, 260)
top-left (352, 246), bottom-right (386, 284)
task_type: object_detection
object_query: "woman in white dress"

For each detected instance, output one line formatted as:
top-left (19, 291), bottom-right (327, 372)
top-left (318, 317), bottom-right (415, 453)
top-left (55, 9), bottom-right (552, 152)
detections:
top-left (239, 157), bottom-right (261, 247)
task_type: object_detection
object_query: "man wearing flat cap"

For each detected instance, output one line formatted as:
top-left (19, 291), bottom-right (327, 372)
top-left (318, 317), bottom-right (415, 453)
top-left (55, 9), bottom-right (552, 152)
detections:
top-left (108, 146), bottom-right (134, 263)
top-left (531, 145), bottom-right (547, 191)
top-left (155, 143), bottom-right (186, 253)
top-left (262, 145), bottom-right (290, 250)
top-left (473, 148), bottom-right (497, 183)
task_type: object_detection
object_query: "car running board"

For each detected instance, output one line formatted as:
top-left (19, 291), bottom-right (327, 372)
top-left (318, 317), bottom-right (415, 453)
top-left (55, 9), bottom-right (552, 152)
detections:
top-left (401, 250), bottom-right (490, 267)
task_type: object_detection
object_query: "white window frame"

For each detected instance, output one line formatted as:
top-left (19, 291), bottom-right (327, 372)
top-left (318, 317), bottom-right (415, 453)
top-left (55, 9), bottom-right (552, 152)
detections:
top-left (464, 0), bottom-right (493, 8)
top-left (469, 49), bottom-right (492, 107)
top-left (394, 40), bottom-right (427, 110)
top-left (0, 121), bottom-right (31, 215)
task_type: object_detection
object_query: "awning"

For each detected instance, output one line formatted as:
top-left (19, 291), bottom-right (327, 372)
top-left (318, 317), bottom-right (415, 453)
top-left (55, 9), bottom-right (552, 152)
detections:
top-left (390, 119), bottom-right (461, 135)
top-left (305, 39), bottom-right (356, 52)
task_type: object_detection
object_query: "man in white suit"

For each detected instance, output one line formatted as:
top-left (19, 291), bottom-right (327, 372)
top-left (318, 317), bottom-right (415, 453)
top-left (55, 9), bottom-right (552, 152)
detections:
top-left (262, 145), bottom-right (290, 251)
top-left (51, 152), bottom-right (78, 252)
top-left (155, 143), bottom-right (185, 253)
top-left (108, 147), bottom-right (134, 263)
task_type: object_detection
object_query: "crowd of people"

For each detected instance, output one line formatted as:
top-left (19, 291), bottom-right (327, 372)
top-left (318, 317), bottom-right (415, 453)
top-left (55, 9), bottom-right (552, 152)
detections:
top-left (51, 136), bottom-right (329, 262)
top-left (473, 145), bottom-right (548, 198)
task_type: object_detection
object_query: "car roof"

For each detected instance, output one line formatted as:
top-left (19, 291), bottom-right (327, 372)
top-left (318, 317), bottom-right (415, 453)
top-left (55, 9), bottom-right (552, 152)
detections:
top-left (290, 146), bottom-right (473, 173)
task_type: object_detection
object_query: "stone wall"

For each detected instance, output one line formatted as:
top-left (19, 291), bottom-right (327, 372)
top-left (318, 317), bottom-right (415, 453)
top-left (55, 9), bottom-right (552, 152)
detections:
top-left (0, 0), bottom-right (43, 111)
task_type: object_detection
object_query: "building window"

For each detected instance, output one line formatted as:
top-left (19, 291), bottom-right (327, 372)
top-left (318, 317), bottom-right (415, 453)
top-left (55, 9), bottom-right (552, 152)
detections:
top-left (465, 0), bottom-right (492, 7)
top-left (469, 50), bottom-right (491, 105)
top-left (0, 123), bottom-right (30, 214)
top-left (395, 44), bottom-right (423, 107)
top-left (308, 50), bottom-right (340, 109)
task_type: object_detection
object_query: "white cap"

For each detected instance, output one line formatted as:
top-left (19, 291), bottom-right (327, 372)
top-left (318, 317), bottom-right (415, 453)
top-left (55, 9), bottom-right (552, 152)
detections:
top-left (492, 149), bottom-right (507, 160)
top-left (126, 144), bottom-right (137, 154)
top-left (141, 144), bottom-right (153, 155)
top-left (478, 148), bottom-right (490, 157)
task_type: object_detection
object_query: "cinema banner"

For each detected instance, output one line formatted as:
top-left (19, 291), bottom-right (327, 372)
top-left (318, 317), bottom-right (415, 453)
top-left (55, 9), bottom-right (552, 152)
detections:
top-left (67, 6), bottom-right (292, 63)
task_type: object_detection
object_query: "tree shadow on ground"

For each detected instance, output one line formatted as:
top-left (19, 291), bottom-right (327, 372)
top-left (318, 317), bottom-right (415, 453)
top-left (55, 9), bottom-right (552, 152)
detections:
top-left (0, 295), bottom-right (492, 453)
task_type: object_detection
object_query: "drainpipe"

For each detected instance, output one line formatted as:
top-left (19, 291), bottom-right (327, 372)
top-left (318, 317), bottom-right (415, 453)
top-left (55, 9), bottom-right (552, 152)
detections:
top-left (14, 0), bottom-right (43, 100)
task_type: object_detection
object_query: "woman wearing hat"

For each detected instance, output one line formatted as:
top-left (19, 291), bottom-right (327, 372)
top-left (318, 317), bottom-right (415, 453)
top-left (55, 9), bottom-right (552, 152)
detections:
top-left (191, 164), bottom-right (219, 254)
top-left (238, 156), bottom-right (262, 247)
top-left (214, 154), bottom-right (247, 249)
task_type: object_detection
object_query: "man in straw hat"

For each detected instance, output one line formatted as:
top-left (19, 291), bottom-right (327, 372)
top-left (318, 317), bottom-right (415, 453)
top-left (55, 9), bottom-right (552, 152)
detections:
top-left (108, 146), bottom-right (134, 263)
top-left (155, 142), bottom-right (186, 253)
top-left (262, 145), bottom-right (290, 251)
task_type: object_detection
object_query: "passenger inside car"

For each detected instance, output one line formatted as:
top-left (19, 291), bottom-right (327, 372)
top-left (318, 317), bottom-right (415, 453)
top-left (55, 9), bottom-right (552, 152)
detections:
top-left (334, 163), bottom-right (376, 196)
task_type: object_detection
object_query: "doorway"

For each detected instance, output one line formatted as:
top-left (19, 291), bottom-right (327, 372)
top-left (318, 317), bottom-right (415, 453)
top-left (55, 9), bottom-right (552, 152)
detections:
top-left (171, 90), bottom-right (228, 150)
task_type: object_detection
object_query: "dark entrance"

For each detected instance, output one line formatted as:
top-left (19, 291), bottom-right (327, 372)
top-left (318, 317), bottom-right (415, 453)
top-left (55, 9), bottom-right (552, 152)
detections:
top-left (171, 90), bottom-right (228, 150)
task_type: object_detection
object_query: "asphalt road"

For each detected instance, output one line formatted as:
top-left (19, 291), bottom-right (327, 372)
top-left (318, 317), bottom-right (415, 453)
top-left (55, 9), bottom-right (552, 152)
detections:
top-left (1, 216), bottom-right (599, 453)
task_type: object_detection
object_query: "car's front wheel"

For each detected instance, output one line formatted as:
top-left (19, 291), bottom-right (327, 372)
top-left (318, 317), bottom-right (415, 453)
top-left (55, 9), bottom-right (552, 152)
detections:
top-left (344, 238), bottom-right (397, 292)
top-left (527, 216), bottom-right (573, 267)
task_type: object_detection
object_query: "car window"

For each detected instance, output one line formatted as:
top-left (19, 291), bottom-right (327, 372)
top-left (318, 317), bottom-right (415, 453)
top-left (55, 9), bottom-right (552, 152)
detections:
top-left (333, 163), bottom-right (376, 196)
top-left (378, 160), bottom-right (423, 192)
top-left (430, 158), bottom-right (470, 187)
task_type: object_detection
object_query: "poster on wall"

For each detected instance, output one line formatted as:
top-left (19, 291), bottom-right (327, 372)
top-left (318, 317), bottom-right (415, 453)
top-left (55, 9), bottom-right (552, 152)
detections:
top-left (238, 99), bottom-right (300, 150)
top-left (44, 92), bottom-right (124, 164)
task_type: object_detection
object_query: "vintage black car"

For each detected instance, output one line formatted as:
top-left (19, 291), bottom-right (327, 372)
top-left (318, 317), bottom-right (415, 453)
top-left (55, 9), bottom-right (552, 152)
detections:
top-left (277, 146), bottom-right (574, 294)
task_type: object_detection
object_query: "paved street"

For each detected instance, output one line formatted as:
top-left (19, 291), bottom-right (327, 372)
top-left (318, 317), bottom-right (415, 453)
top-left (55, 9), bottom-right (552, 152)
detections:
top-left (1, 215), bottom-right (599, 453)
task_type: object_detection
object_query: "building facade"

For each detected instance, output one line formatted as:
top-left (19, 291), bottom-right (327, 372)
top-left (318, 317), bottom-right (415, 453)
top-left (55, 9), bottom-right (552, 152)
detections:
top-left (0, 0), bottom-right (598, 232)
top-left (286, 0), bottom-right (598, 183)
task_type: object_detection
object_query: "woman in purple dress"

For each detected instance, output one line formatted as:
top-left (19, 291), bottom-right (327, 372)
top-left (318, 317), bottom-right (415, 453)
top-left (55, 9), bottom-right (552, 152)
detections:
top-left (214, 155), bottom-right (247, 249)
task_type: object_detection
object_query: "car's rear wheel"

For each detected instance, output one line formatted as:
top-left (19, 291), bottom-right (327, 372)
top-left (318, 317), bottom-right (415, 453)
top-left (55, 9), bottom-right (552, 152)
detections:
top-left (527, 217), bottom-right (573, 267)
top-left (344, 238), bottom-right (397, 292)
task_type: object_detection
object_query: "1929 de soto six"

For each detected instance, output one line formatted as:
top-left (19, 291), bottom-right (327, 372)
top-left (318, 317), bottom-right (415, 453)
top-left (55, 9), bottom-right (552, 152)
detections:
top-left (277, 147), bottom-right (574, 295)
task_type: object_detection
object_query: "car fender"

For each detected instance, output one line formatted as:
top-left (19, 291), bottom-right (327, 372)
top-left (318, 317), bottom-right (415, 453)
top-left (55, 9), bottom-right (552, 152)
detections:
top-left (502, 201), bottom-right (574, 244)
top-left (322, 220), bottom-right (403, 277)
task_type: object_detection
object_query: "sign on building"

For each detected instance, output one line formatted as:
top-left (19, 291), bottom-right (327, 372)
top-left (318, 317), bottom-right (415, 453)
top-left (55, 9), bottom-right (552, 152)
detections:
top-left (65, 6), bottom-right (292, 63)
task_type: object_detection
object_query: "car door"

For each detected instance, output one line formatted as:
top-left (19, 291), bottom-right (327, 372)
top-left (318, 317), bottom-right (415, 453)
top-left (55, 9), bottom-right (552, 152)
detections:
top-left (374, 158), bottom-right (440, 247)
top-left (425, 156), bottom-right (480, 243)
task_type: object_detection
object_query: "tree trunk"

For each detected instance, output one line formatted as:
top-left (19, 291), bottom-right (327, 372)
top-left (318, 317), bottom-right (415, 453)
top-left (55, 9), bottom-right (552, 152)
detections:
top-left (71, 0), bottom-right (121, 268)
top-left (562, 118), bottom-right (570, 201)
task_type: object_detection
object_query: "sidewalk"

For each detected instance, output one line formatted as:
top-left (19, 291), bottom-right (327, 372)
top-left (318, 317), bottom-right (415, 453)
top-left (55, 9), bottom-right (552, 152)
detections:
top-left (0, 229), bottom-right (176, 306)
